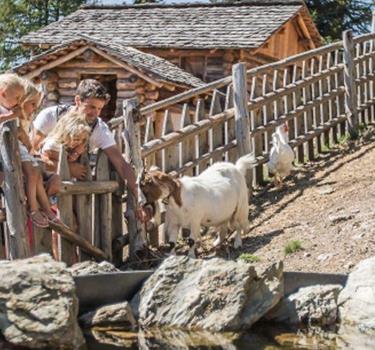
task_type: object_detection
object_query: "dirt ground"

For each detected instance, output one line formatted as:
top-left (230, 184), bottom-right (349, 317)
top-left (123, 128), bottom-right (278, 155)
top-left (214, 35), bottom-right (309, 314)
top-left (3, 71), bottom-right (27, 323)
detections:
top-left (200, 129), bottom-right (375, 274)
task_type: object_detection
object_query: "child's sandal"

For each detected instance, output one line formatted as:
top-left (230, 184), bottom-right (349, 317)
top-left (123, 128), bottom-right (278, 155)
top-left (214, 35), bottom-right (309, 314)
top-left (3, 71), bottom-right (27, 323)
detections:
top-left (30, 210), bottom-right (49, 228)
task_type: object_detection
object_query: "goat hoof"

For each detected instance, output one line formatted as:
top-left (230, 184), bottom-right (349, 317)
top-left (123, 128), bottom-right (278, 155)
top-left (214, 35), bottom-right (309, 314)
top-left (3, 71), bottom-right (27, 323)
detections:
top-left (233, 237), bottom-right (242, 249)
top-left (187, 248), bottom-right (196, 259)
top-left (213, 237), bottom-right (222, 247)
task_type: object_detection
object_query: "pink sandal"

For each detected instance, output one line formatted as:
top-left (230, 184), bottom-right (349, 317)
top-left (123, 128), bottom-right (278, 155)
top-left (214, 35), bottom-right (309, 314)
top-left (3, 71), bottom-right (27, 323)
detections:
top-left (29, 210), bottom-right (49, 228)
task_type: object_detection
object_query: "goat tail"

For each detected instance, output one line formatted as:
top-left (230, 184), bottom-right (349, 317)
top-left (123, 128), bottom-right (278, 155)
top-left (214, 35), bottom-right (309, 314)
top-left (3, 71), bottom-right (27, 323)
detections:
top-left (235, 153), bottom-right (257, 177)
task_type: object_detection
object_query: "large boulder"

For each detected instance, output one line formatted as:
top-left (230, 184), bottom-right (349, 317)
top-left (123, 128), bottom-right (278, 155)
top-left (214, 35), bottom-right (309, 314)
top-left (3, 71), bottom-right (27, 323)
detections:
top-left (266, 284), bottom-right (342, 328)
top-left (79, 301), bottom-right (137, 329)
top-left (0, 254), bottom-right (84, 349)
top-left (338, 257), bottom-right (375, 334)
top-left (131, 256), bottom-right (283, 331)
top-left (69, 260), bottom-right (119, 276)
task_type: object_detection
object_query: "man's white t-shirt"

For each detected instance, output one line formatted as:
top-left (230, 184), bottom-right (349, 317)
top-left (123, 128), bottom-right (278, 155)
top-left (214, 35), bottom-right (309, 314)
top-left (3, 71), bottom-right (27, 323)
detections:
top-left (33, 105), bottom-right (116, 152)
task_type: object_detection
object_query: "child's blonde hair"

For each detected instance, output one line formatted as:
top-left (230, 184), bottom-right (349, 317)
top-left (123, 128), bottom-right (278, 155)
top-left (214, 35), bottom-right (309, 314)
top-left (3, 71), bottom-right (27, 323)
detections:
top-left (21, 79), bottom-right (42, 107)
top-left (48, 110), bottom-right (91, 147)
top-left (0, 73), bottom-right (25, 92)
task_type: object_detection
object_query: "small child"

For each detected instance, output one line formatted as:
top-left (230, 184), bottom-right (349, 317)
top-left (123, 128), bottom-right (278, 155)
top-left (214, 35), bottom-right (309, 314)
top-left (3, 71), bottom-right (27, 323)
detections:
top-left (17, 79), bottom-right (62, 228)
top-left (0, 74), bottom-right (25, 219)
top-left (41, 111), bottom-right (91, 178)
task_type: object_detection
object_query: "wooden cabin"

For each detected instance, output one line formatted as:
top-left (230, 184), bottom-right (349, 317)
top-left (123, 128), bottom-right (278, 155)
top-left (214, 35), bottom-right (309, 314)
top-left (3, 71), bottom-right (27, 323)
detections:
top-left (20, 1), bottom-right (322, 84)
top-left (13, 38), bottom-right (204, 123)
top-left (16, 1), bottom-right (321, 134)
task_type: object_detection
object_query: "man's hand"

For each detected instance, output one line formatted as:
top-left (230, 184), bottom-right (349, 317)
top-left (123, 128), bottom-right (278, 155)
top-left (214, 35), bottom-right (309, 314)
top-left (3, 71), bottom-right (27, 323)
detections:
top-left (136, 205), bottom-right (152, 223)
top-left (69, 162), bottom-right (87, 180)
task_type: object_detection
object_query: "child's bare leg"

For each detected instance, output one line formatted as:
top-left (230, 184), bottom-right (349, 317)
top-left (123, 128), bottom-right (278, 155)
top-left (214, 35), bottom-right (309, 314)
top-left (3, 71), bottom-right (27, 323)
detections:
top-left (35, 174), bottom-right (55, 219)
top-left (46, 174), bottom-right (61, 196)
top-left (22, 162), bottom-right (48, 227)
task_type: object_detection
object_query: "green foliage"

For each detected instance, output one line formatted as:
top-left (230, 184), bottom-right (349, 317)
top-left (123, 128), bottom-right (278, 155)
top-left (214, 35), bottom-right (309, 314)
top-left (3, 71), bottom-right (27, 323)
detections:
top-left (0, 0), bottom-right (85, 71)
top-left (284, 240), bottom-right (304, 255)
top-left (305, 0), bottom-right (373, 42)
top-left (338, 133), bottom-right (350, 144)
top-left (238, 253), bottom-right (261, 263)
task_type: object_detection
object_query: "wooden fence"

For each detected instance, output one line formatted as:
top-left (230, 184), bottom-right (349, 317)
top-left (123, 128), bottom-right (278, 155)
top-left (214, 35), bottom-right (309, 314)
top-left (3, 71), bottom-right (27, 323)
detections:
top-left (0, 127), bottom-right (124, 265)
top-left (0, 29), bottom-right (374, 264)
top-left (110, 29), bottom-right (375, 185)
top-left (110, 29), bottom-right (375, 249)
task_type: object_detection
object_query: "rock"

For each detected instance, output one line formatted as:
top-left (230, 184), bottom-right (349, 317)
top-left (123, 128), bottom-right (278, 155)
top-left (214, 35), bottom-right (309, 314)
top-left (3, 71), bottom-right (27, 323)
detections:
top-left (338, 257), bottom-right (375, 334)
top-left (328, 213), bottom-right (353, 224)
top-left (131, 256), bottom-right (283, 331)
top-left (317, 253), bottom-right (332, 262)
top-left (266, 284), bottom-right (342, 327)
top-left (79, 301), bottom-right (137, 329)
top-left (318, 186), bottom-right (335, 195)
top-left (0, 254), bottom-right (84, 349)
top-left (69, 260), bottom-right (119, 276)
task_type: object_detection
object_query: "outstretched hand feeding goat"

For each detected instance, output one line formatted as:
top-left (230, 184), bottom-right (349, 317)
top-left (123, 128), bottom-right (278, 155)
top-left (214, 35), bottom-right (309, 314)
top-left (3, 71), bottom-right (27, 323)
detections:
top-left (139, 153), bottom-right (256, 258)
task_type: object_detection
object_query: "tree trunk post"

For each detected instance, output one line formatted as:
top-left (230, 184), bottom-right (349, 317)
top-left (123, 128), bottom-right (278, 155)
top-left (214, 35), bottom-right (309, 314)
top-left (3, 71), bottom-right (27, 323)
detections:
top-left (0, 120), bottom-right (30, 259)
top-left (232, 63), bottom-right (253, 193)
top-left (343, 30), bottom-right (359, 139)
top-left (123, 98), bottom-right (147, 262)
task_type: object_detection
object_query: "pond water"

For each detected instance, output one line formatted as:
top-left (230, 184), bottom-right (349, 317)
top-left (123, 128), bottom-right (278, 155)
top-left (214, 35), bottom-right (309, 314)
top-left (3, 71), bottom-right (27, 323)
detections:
top-left (82, 325), bottom-right (345, 350)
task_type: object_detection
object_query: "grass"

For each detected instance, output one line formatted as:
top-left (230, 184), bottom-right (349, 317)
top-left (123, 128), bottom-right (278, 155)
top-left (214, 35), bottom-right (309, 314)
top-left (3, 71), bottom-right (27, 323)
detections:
top-left (338, 133), bottom-right (350, 145)
top-left (284, 240), bottom-right (304, 255)
top-left (321, 143), bottom-right (331, 153)
top-left (239, 253), bottom-right (261, 263)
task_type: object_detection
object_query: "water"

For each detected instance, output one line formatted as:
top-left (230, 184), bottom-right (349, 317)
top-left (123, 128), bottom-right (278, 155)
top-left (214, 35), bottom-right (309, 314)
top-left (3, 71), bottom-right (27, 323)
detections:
top-left (83, 325), bottom-right (343, 350)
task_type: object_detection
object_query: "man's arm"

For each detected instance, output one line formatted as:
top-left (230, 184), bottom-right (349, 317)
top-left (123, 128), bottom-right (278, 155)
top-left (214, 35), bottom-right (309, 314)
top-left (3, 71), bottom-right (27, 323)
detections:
top-left (103, 145), bottom-right (138, 199)
top-left (30, 129), bottom-right (47, 153)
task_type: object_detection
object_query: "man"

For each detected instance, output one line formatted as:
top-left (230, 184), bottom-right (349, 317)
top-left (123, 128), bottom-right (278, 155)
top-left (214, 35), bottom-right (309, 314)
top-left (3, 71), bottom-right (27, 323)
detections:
top-left (32, 79), bottom-right (146, 219)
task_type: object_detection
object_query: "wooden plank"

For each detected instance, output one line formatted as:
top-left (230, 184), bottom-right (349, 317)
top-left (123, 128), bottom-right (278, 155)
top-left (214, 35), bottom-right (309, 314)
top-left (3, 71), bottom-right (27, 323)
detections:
top-left (302, 60), bottom-right (315, 160)
top-left (250, 76), bottom-right (263, 185)
top-left (0, 120), bottom-right (30, 259)
top-left (57, 147), bottom-right (76, 265)
top-left (74, 153), bottom-right (93, 262)
top-left (232, 63), bottom-right (253, 190)
top-left (94, 151), bottom-right (112, 261)
top-left (59, 180), bottom-right (119, 195)
top-left (110, 167), bottom-right (125, 266)
top-left (194, 99), bottom-right (209, 174)
top-left (161, 110), bottom-right (179, 173)
top-left (209, 90), bottom-right (224, 164)
top-left (123, 98), bottom-right (147, 262)
top-left (179, 104), bottom-right (194, 176)
top-left (292, 64), bottom-right (305, 163)
top-left (224, 84), bottom-right (236, 162)
top-left (32, 226), bottom-right (52, 256)
top-left (143, 116), bottom-right (157, 168)
top-left (343, 30), bottom-right (359, 138)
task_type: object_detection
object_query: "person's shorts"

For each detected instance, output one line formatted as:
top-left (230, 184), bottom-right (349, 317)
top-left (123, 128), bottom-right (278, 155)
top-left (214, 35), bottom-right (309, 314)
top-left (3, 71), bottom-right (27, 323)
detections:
top-left (19, 143), bottom-right (39, 168)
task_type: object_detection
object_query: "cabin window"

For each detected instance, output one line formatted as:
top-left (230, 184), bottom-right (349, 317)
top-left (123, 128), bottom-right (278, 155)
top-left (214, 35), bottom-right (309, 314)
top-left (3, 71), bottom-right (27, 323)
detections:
top-left (180, 56), bottom-right (207, 81)
top-left (80, 74), bottom-right (117, 123)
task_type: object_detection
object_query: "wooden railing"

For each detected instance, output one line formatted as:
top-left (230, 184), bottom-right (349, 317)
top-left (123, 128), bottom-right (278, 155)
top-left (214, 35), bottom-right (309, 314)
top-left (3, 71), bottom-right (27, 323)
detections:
top-left (0, 126), bottom-right (124, 265)
top-left (115, 30), bottom-right (375, 188)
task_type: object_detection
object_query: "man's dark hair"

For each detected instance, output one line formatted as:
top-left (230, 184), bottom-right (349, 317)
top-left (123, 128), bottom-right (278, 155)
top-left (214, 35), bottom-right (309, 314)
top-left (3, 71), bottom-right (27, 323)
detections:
top-left (76, 79), bottom-right (110, 102)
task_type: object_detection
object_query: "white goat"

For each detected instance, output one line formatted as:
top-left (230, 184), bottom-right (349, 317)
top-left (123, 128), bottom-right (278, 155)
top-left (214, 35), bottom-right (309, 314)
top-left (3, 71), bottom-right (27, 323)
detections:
top-left (140, 153), bottom-right (256, 257)
top-left (267, 122), bottom-right (295, 186)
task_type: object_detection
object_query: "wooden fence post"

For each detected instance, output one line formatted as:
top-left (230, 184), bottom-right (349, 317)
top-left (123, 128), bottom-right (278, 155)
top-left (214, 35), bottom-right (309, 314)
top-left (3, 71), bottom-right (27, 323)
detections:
top-left (343, 29), bottom-right (359, 138)
top-left (232, 63), bottom-right (253, 191)
top-left (57, 146), bottom-right (76, 265)
top-left (0, 120), bottom-right (30, 259)
top-left (123, 98), bottom-right (147, 262)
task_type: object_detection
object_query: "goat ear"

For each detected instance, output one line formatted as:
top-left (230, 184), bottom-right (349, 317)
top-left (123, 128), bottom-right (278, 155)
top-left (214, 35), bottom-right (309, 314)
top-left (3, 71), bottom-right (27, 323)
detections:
top-left (171, 179), bottom-right (182, 207)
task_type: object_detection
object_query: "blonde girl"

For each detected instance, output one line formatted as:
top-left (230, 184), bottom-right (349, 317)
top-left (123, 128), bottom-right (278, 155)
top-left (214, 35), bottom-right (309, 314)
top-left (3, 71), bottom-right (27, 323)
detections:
top-left (18, 79), bottom-right (63, 228)
top-left (41, 111), bottom-right (91, 178)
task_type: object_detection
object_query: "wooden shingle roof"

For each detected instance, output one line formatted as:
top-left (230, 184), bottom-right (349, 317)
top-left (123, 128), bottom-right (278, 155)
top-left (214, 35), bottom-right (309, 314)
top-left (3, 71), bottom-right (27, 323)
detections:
top-left (13, 38), bottom-right (204, 88)
top-left (20, 1), bottom-right (321, 50)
